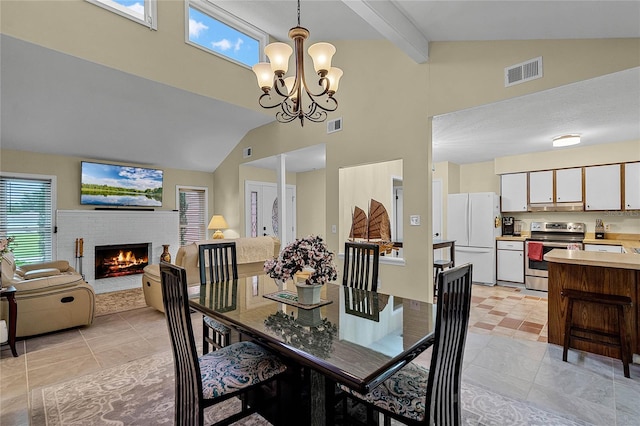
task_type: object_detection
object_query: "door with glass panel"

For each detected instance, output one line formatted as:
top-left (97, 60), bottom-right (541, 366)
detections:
top-left (245, 181), bottom-right (295, 246)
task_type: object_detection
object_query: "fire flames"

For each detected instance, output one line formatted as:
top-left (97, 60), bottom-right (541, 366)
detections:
top-left (97, 249), bottom-right (149, 278)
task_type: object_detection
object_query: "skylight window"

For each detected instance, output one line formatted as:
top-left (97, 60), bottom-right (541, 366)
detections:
top-left (86, 0), bottom-right (157, 29)
top-left (186, 1), bottom-right (267, 68)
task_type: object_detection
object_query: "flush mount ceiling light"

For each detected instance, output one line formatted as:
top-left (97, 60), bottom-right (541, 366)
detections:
top-left (552, 134), bottom-right (581, 147)
top-left (252, 0), bottom-right (343, 126)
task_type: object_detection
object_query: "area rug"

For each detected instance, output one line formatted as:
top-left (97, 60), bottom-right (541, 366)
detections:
top-left (94, 287), bottom-right (148, 317)
top-left (31, 351), bottom-right (588, 426)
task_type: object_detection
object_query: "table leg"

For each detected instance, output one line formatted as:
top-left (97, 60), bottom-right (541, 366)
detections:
top-left (6, 292), bottom-right (17, 357)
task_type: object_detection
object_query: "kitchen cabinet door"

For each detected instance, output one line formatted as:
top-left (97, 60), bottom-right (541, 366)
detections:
top-left (529, 170), bottom-right (553, 204)
top-left (555, 167), bottom-right (583, 203)
top-left (585, 164), bottom-right (621, 211)
top-left (497, 248), bottom-right (524, 283)
top-left (624, 162), bottom-right (640, 210)
top-left (501, 173), bottom-right (527, 212)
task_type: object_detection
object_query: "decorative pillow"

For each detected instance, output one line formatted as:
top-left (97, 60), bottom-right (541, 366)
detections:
top-left (24, 268), bottom-right (61, 280)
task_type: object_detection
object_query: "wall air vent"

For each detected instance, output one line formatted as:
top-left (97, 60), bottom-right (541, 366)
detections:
top-left (505, 56), bottom-right (543, 87)
top-left (243, 147), bottom-right (252, 158)
top-left (327, 117), bottom-right (343, 134)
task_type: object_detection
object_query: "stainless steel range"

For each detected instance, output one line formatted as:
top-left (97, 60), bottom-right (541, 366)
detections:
top-left (525, 222), bottom-right (586, 291)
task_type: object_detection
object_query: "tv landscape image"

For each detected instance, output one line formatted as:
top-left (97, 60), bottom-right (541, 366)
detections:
top-left (81, 161), bottom-right (163, 207)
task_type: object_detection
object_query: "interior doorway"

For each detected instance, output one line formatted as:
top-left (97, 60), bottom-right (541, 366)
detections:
top-left (245, 181), bottom-right (296, 246)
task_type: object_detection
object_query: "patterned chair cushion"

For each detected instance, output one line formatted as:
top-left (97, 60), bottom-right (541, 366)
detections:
top-left (338, 363), bottom-right (428, 422)
top-left (199, 341), bottom-right (287, 399)
top-left (203, 315), bottom-right (231, 334)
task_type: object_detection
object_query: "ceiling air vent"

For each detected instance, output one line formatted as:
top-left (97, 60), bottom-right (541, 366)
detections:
top-left (243, 147), bottom-right (252, 158)
top-left (327, 117), bottom-right (342, 134)
top-left (505, 56), bottom-right (543, 87)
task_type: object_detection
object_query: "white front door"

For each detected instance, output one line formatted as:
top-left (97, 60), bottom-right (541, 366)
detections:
top-left (245, 181), bottom-right (296, 246)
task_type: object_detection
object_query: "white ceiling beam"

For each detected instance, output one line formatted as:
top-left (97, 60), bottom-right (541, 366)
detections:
top-left (341, 0), bottom-right (429, 63)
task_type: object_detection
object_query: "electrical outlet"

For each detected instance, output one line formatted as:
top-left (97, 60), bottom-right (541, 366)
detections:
top-left (605, 224), bottom-right (611, 231)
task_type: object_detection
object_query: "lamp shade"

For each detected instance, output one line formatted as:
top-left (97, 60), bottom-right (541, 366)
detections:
top-left (253, 62), bottom-right (274, 90)
top-left (326, 67), bottom-right (343, 95)
top-left (553, 134), bottom-right (581, 147)
top-left (208, 215), bottom-right (228, 230)
top-left (308, 42), bottom-right (336, 74)
top-left (264, 42), bottom-right (293, 75)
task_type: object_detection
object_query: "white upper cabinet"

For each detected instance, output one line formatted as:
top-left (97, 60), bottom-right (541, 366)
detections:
top-left (625, 162), bottom-right (640, 210)
top-left (585, 164), bottom-right (621, 211)
top-left (501, 173), bottom-right (528, 212)
top-left (529, 170), bottom-right (553, 204)
top-left (555, 167), bottom-right (583, 203)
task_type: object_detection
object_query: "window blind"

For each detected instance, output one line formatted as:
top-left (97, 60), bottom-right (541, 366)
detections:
top-left (178, 188), bottom-right (206, 245)
top-left (0, 176), bottom-right (53, 264)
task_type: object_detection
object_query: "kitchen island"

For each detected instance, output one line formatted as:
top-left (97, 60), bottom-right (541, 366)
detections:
top-left (545, 249), bottom-right (640, 361)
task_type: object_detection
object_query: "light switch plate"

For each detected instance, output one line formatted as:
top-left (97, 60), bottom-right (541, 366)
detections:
top-left (410, 215), bottom-right (421, 226)
top-left (331, 225), bottom-right (337, 233)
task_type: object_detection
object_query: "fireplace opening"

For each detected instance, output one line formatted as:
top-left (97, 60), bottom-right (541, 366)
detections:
top-left (95, 243), bottom-right (151, 279)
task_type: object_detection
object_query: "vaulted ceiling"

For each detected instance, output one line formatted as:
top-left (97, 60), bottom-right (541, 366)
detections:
top-left (2, 1), bottom-right (639, 172)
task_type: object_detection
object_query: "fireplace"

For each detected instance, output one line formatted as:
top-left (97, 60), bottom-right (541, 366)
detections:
top-left (94, 243), bottom-right (151, 279)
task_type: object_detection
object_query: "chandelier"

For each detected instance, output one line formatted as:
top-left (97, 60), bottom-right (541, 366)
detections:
top-left (252, 0), bottom-right (343, 126)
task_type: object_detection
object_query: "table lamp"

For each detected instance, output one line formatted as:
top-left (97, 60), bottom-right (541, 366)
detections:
top-left (208, 215), bottom-right (228, 239)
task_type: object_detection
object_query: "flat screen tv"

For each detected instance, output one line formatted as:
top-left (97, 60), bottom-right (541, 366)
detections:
top-left (81, 161), bottom-right (163, 207)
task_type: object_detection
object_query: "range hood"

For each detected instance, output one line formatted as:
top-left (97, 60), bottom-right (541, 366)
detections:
top-left (528, 202), bottom-right (584, 212)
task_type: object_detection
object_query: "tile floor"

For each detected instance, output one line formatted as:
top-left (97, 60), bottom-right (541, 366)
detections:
top-left (1, 284), bottom-right (639, 426)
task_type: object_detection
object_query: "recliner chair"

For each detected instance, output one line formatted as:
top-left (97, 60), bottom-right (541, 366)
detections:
top-left (0, 253), bottom-right (95, 337)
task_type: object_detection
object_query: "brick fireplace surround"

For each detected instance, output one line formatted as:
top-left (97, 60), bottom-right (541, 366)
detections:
top-left (56, 210), bottom-right (180, 284)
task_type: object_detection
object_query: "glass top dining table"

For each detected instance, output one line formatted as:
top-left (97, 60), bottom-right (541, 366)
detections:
top-left (187, 273), bottom-right (437, 395)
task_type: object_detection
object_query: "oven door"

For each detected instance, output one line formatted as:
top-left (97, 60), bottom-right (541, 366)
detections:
top-left (525, 241), bottom-right (579, 278)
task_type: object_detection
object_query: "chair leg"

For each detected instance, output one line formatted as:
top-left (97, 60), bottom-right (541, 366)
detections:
top-left (562, 297), bottom-right (574, 362)
top-left (617, 305), bottom-right (631, 378)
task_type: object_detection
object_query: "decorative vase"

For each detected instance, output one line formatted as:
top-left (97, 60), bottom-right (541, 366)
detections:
top-left (160, 245), bottom-right (171, 263)
top-left (296, 282), bottom-right (322, 305)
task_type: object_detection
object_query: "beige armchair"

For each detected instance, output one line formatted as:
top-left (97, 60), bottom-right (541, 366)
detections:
top-left (1, 253), bottom-right (95, 337)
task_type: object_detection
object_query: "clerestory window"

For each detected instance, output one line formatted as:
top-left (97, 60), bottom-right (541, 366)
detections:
top-left (186, 0), bottom-right (267, 68)
top-left (86, 0), bottom-right (157, 30)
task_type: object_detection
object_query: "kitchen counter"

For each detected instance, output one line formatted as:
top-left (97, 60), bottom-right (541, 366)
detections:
top-left (544, 248), bottom-right (640, 270)
top-left (546, 248), bottom-right (639, 360)
top-left (496, 235), bottom-right (528, 241)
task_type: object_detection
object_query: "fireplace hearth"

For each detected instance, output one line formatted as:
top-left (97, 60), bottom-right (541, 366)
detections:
top-left (95, 243), bottom-right (151, 279)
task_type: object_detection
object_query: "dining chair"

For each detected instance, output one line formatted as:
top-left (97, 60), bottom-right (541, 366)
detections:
top-left (343, 242), bottom-right (380, 291)
top-left (339, 263), bottom-right (473, 426)
top-left (160, 262), bottom-right (287, 426)
top-left (199, 242), bottom-right (238, 354)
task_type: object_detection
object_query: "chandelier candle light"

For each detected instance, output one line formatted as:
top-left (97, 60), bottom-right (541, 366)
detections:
top-left (252, 0), bottom-right (343, 126)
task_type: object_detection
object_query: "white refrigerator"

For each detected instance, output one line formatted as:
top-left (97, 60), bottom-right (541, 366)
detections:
top-left (446, 192), bottom-right (502, 285)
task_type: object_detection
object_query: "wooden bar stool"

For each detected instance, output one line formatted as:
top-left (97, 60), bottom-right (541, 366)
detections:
top-left (561, 289), bottom-right (632, 378)
top-left (433, 259), bottom-right (453, 296)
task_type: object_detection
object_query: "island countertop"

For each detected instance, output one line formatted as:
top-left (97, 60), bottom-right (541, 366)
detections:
top-left (544, 248), bottom-right (640, 270)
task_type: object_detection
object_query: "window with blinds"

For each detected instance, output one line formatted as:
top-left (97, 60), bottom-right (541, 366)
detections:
top-left (0, 174), bottom-right (55, 265)
top-left (178, 186), bottom-right (207, 246)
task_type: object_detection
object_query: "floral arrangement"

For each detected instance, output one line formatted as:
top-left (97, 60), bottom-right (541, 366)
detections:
top-left (264, 310), bottom-right (337, 358)
top-left (263, 235), bottom-right (338, 285)
top-left (0, 236), bottom-right (15, 262)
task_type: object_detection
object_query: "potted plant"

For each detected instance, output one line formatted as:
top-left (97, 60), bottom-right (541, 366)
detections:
top-left (264, 235), bottom-right (337, 304)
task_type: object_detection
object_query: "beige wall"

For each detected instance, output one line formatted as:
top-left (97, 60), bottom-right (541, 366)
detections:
top-left (495, 139), bottom-right (640, 174)
top-left (296, 169), bottom-right (326, 239)
top-left (0, 149), bottom-right (214, 213)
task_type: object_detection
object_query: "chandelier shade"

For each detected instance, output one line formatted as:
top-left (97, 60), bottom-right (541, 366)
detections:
top-left (252, 0), bottom-right (342, 126)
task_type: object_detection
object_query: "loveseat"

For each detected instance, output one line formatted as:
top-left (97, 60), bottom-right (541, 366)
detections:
top-left (142, 236), bottom-right (280, 312)
top-left (0, 253), bottom-right (95, 337)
